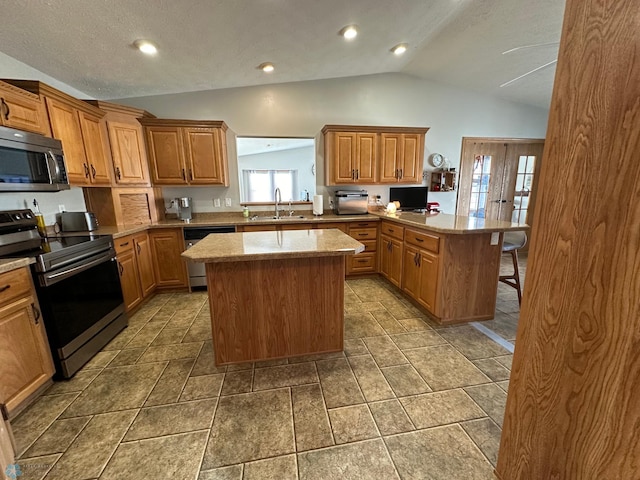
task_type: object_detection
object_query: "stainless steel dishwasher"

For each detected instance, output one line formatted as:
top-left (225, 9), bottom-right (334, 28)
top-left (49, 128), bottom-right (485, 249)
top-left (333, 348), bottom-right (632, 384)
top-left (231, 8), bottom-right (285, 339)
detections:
top-left (184, 226), bottom-right (235, 288)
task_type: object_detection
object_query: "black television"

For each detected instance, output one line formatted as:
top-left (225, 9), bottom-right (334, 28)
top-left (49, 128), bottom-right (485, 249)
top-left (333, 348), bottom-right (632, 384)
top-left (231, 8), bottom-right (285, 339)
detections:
top-left (389, 186), bottom-right (429, 211)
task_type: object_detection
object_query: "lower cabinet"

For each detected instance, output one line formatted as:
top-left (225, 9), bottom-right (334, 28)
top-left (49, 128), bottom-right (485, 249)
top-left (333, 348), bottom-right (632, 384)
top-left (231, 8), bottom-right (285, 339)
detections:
top-left (379, 234), bottom-right (403, 287)
top-left (149, 228), bottom-right (188, 289)
top-left (0, 267), bottom-right (55, 416)
top-left (115, 232), bottom-right (157, 312)
top-left (346, 221), bottom-right (377, 274)
top-left (401, 228), bottom-right (442, 315)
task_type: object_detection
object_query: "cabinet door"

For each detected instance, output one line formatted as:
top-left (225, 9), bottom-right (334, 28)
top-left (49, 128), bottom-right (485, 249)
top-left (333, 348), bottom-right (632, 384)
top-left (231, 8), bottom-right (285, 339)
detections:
top-left (378, 133), bottom-right (401, 183)
top-left (107, 121), bottom-right (150, 185)
top-left (355, 133), bottom-right (377, 183)
top-left (418, 251), bottom-right (439, 313)
top-left (78, 112), bottom-right (111, 185)
top-left (117, 249), bottom-right (143, 311)
top-left (45, 98), bottom-right (89, 185)
top-left (145, 126), bottom-right (187, 185)
top-left (0, 85), bottom-right (49, 135)
top-left (398, 133), bottom-right (422, 183)
top-left (149, 229), bottom-right (188, 288)
top-left (183, 127), bottom-right (228, 185)
top-left (329, 132), bottom-right (358, 184)
top-left (0, 296), bottom-right (54, 413)
top-left (380, 234), bottom-right (403, 287)
top-left (134, 232), bottom-right (156, 297)
top-left (402, 245), bottom-right (421, 298)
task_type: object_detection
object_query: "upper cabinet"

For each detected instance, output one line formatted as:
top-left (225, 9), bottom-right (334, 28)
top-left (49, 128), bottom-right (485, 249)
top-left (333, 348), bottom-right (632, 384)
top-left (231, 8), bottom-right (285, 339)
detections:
top-left (0, 80), bottom-right (51, 136)
top-left (322, 125), bottom-right (428, 186)
top-left (3, 80), bottom-right (112, 186)
top-left (86, 101), bottom-right (152, 186)
top-left (140, 119), bottom-right (230, 186)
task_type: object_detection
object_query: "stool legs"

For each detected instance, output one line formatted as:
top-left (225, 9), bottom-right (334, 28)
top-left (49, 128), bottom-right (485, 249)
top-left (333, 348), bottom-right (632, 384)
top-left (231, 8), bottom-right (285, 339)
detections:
top-left (499, 249), bottom-right (522, 305)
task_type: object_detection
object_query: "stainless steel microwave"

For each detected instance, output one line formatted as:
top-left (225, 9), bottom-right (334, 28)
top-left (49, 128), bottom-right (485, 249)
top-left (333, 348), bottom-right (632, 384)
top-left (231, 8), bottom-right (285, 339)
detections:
top-left (0, 126), bottom-right (69, 192)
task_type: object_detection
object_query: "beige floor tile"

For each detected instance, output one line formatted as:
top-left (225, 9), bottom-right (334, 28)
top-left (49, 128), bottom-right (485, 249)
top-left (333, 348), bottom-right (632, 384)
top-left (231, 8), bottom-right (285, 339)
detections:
top-left (107, 347), bottom-right (146, 367)
top-left (136, 342), bottom-right (203, 364)
top-left (362, 336), bottom-right (407, 367)
top-left (203, 389), bottom-right (295, 468)
top-left (60, 363), bottom-right (166, 417)
top-left (125, 321), bottom-right (166, 348)
top-left (461, 417), bottom-right (502, 467)
top-left (405, 345), bottom-right (490, 391)
top-left (144, 358), bottom-right (195, 406)
top-left (344, 302), bottom-right (387, 314)
top-left (343, 338), bottom-right (369, 357)
top-left (22, 416), bottom-right (90, 458)
top-left (101, 327), bottom-right (141, 351)
top-left (344, 313), bottom-right (386, 339)
top-left (292, 384), bottom-right (334, 452)
top-left (495, 354), bottom-right (513, 370)
top-left (380, 364), bottom-right (432, 397)
top-left (464, 383), bottom-right (507, 427)
top-left (220, 370), bottom-right (253, 395)
top-left (151, 327), bottom-right (189, 346)
top-left (180, 374), bottom-right (224, 401)
top-left (328, 404), bottom-right (379, 444)
top-left (316, 358), bottom-right (365, 409)
top-left (481, 312), bottom-right (519, 341)
top-left (297, 439), bottom-right (398, 480)
top-left (183, 323), bottom-right (213, 343)
top-left (472, 358), bottom-right (511, 382)
top-left (397, 317), bottom-right (432, 332)
top-left (370, 310), bottom-right (407, 334)
top-left (12, 393), bottom-right (80, 456)
top-left (400, 389), bottom-right (485, 429)
top-left (191, 342), bottom-right (227, 376)
top-left (385, 424), bottom-right (494, 480)
top-left (253, 362), bottom-right (318, 391)
top-left (226, 362), bottom-right (254, 372)
top-left (438, 325), bottom-right (511, 360)
top-left (101, 430), bottom-right (209, 480)
top-left (11, 453), bottom-right (60, 480)
top-left (243, 455), bottom-right (297, 480)
top-left (44, 370), bottom-right (100, 396)
top-left (44, 409), bottom-right (137, 480)
top-left (123, 398), bottom-right (217, 441)
top-left (369, 399), bottom-right (414, 435)
top-left (81, 350), bottom-right (118, 370)
top-left (347, 355), bottom-right (395, 402)
top-left (288, 351), bottom-right (344, 364)
top-left (389, 330), bottom-right (445, 350)
top-left (497, 380), bottom-right (509, 392)
top-left (198, 464), bottom-right (243, 480)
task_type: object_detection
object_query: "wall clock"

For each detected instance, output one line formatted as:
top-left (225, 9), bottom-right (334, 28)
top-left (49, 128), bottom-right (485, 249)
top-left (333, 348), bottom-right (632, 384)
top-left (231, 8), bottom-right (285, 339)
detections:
top-left (431, 153), bottom-right (444, 168)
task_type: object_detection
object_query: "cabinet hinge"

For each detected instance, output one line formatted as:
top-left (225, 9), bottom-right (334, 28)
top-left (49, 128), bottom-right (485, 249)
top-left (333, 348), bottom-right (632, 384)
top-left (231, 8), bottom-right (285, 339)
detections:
top-left (0, 403), bottom-right (8, 421)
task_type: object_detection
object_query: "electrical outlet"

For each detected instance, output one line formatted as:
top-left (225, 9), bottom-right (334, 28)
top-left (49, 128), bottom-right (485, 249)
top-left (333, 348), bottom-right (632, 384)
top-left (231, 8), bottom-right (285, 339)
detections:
top-left (213, 198), bottom-right (221, 208)
top-left (58, 204), bottom-right (66, 213)
top-left (225, 198), bottom-right (232, 207)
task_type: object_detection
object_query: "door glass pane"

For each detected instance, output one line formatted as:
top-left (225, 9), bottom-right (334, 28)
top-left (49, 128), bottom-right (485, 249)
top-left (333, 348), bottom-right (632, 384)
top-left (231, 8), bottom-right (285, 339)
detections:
top-left (469, 155), bottom-right (491, 218)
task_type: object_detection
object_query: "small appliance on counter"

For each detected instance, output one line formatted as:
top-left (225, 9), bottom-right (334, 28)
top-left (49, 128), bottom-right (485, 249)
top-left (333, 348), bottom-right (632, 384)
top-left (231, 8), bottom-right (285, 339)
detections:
top-left (334, 190), bottom-right (368, 215)
top-left (58, 211), bottom-right (99, 232)
top-left (175, 197), bottom-right (193, 222)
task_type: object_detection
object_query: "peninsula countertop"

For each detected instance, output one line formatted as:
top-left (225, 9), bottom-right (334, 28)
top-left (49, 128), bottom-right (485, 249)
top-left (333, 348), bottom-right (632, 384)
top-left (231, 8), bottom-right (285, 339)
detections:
top-left (374, 211), bottom-right (527, 234)
top-left (181, 228), bottom-right (365, 263)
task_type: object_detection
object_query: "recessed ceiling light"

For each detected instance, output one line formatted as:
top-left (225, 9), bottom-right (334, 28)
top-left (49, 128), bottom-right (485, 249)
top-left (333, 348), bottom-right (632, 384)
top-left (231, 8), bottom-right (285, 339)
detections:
top-left (339, 25), bottom-right (358, 40)
top-left (391, 44), bottom-right (408, 55)
top-left (258, 62), bottom-right (275, 73)
top-left (133, 39), bottom-right (157, 55)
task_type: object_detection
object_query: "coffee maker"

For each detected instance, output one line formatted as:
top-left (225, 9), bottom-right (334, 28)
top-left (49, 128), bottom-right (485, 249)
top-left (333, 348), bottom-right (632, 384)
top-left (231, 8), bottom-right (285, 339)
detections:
top-left (174, 197), bottom-right (193, 222)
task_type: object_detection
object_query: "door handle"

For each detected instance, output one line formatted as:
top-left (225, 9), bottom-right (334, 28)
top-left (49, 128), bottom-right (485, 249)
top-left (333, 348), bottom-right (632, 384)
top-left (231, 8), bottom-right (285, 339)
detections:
top-left (399, 168), bottom-right (403, 179)
top-left (182, 168), bottom-right (186, 181)
top-left (351, 169), bottom-right (355, 180)
top-left (0, 284), bottom-right (10, 293)
top-left (90, 164), bottom-right (97, 178)
top-left (188, 168), bottom-right (193, 181)
top-left (83, 163), bottom-right (90, 178)
top-left (1, 98), bottom-right (9, 120)
top-left (356, 169), bottom-right (359, 180)
top-left (395, 169), bottom-right (399, 179)
top-left (116, 167), bottom-right (122, 180)
top-left (136, 243), bottom-right (141, 255)
top-left (31, 303), bottom-right (41, 325)
top-left (118, 262), bottom-right (124, 276)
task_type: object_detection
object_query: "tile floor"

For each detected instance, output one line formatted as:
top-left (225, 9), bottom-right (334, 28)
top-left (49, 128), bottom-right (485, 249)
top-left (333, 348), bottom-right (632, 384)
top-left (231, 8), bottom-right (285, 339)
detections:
top-left (11, 254), bottom-right (526, 480)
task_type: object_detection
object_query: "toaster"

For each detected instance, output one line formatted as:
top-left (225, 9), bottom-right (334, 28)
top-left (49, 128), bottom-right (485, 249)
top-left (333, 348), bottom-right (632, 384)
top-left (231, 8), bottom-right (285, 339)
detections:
top-left (58, 211), bottom-right (100, 232)
top-left (334, 190), bottom-right (368, 215)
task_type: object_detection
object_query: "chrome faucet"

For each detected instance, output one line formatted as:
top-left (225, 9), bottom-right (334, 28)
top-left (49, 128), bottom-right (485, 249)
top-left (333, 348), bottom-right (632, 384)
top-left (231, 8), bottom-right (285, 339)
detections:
top-left (274, 187), bottom-right (282, 219)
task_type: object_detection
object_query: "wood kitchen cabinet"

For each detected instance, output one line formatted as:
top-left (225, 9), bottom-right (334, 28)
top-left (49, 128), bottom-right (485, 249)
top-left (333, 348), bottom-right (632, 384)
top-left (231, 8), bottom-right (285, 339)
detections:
top-left (0, 267), bottom-right (55, 417)
top-left (140, 119), bottom-right (230, 186)
top-left (379, 221), bottom-right (404, 287)
top-left (346, 221), bottom-right (377, 274)
top-left (322, 125), bottom-right (428, 186)
top-left (149, 228), bottom-right (188, 289)
top-left (403, 244), bottom-right (439, 313)
top-left (0, 80), bottom-right (50, 136)
top-left (115, 232), bottom-right (157, 311)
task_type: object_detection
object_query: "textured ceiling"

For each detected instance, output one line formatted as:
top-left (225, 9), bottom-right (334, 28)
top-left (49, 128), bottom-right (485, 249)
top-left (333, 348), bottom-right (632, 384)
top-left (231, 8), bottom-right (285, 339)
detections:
top-left (0, 0), bottom-right (565, 108)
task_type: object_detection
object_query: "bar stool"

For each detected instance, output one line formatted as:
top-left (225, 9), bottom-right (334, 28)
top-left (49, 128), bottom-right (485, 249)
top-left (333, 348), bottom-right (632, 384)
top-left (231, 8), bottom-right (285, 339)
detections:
top-left (499, 231), bottom-right (527, 305)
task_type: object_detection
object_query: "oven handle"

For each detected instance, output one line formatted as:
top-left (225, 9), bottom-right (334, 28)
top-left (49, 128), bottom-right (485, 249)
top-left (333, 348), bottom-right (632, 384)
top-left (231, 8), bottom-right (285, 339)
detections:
top-left (40, 250), bottom-right (115, 287)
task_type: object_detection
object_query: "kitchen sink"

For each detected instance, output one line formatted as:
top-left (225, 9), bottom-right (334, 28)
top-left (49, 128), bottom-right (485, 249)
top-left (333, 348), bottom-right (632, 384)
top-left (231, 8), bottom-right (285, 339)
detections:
top-left (250, 215), bottom-right (308, 221)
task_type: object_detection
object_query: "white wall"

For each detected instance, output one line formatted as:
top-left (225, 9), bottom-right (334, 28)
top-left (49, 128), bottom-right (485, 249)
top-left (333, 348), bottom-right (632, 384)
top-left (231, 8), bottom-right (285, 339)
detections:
top-left (115, 73), bottom-right (549, 214)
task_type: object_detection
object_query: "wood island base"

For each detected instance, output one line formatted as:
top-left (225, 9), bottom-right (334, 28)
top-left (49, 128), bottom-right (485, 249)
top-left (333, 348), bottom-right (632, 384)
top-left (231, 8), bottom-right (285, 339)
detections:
top-left (206, 256), bottom-right (344, 365)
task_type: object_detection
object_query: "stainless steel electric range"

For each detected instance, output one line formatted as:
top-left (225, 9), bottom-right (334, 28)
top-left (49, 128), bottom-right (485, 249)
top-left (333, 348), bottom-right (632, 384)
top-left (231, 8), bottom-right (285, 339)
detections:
top-left (0, 209), bottom-right (128, 378)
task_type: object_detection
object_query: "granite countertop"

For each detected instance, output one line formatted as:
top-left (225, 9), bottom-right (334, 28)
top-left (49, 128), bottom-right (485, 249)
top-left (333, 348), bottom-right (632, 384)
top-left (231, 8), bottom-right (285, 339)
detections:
top-left (182, 228), bottom-right (365, 263)
top-left (0, 257), bottom-right (35, 274)
top-left (373, 211), bottom-right (528, 234)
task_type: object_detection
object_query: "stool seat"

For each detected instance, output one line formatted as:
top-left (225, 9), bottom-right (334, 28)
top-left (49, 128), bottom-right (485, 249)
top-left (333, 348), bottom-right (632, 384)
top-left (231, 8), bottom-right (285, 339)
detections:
top-left (499, 231), bottom-right (527, 305)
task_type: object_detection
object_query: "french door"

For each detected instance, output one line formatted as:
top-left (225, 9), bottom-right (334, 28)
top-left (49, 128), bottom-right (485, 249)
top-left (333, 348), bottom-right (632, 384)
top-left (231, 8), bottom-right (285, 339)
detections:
top-left (457, 138), bottom-right (545, 225)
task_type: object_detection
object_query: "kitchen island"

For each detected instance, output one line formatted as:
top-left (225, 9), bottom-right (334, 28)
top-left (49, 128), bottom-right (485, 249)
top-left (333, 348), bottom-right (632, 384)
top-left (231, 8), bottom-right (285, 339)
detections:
top-left (182, 228), bottom-right (364, 365)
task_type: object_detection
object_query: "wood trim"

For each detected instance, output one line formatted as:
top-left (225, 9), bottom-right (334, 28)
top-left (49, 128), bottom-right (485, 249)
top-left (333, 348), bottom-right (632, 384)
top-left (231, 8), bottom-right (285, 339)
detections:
top-left (321, 124), bottom-right (429, 135)
top-left (3, 80), bottom-right (105, 117)
top-left (461, 136), bottom-right (545, 144)
top-left (84, 100), bottom-right (154, 118)
top-left (139, 118), bottom-right (228, 130)
top-left (0, 80), bottom-right (41, 100)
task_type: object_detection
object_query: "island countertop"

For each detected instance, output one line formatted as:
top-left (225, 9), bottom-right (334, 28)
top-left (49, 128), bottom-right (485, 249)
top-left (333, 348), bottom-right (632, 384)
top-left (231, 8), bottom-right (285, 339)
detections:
top-left (374, 211), bottom-right (527, 234)
top-left (182, 228), bottom-right (365, 263)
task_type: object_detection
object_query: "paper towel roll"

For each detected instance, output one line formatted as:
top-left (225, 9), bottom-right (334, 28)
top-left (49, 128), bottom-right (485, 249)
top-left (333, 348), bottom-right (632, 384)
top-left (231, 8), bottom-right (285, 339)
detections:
top-left (313, 195), bottom-right (323, 215)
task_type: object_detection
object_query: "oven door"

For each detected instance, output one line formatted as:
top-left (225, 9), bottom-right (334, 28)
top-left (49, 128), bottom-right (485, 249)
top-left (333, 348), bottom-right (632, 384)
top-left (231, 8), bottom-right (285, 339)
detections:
top-left (34, 253), bottom-right (126, 377)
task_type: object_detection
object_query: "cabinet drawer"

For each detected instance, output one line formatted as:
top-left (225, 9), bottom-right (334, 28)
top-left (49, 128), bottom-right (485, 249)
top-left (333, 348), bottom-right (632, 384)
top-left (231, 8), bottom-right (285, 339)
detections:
top-left (0, 267), bottom-right (32, 306)
top-left (381, 222), bottom-right (404, 240)
top-left (405, 228), bottom-right (440, 253)
top-left (316, 222), bottom-right (348, 232)
top-left (360, 239), bottom-right (377, 253)
top-left (347, 253), bottom-right (376, 273)
top-left (349, 228), bottom-right (377, 241)
top-left (349, 221), bottom-right (377, 229)
top-left (114, 235), bottom-right (134, 254)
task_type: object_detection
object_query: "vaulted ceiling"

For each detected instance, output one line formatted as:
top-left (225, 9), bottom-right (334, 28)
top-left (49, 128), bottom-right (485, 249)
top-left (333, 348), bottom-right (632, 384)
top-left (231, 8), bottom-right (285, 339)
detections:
top-left (0, 0), bottom-right (565, 108)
